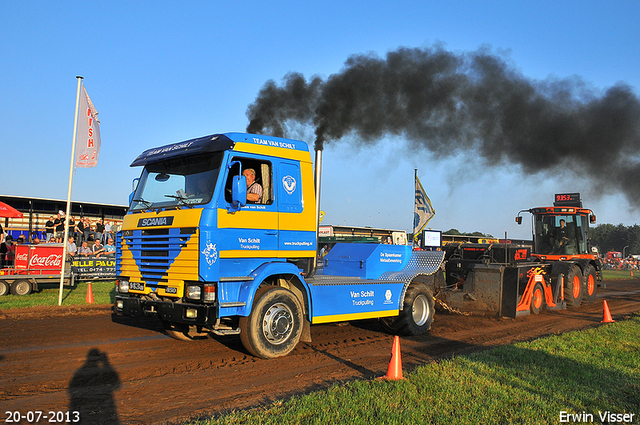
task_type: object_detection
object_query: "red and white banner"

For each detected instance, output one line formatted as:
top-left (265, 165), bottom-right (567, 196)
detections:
top-left (75, 86), bottom-right (101, 168)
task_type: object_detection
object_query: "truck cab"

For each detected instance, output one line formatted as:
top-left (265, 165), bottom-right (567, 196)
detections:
top-left (115, 132), bottom-right (444, 358)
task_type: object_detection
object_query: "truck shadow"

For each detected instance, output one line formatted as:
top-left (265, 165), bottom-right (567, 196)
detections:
top-left (68, 348), bottom-right (121, 425)
top-left (110, 312), bottom-right (166, 333)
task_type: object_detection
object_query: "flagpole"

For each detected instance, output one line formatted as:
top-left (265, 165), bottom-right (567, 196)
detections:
top-left (58, 76), bottom-right (83, 306)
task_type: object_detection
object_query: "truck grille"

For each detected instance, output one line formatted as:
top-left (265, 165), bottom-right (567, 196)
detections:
top-left (118, 227), bottom-right (199, 285)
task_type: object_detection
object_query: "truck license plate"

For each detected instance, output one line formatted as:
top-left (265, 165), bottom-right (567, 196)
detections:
top-left (130, 282), bottom-right (144, 291)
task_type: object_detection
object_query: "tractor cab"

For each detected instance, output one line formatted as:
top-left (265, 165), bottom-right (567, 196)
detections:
top-left (516, 193), bottom-right (597, 260)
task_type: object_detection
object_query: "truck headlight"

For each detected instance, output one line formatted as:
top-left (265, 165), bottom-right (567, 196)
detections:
top-left (117, 279), bottom-right (129, 293)
top-left (186, 285), bottom-right (201, 300)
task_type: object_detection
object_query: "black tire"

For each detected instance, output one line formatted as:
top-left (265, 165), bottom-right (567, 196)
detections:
top-left (582, 264), bottom-right (597, 305)
top-left (240, 286), bottom-right (304, 359)
top-left (10, 279), bottom-right (33, 296)
top-left (564, 265), bottom-right (584, 307)
top-left (530, 282), bottom-right (544, 315)
top-left (0, 280), bottom-right (9, 296)
top-left (383, 283), bottom-right (435, 336)
top-left (162, 321), bottom-right (209, 341)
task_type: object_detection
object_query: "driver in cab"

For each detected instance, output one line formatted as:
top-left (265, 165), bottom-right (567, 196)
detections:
top-left (243, 168), bottom-right (263, 203)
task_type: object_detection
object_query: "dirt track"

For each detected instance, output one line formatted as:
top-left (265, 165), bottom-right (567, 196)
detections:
top-left (1, 279), bottom-right (639, 425)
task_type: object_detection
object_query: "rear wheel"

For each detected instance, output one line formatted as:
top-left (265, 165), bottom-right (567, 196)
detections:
top-left (11, 279), bottom-right (33, 296)
top-left (382, 283), bottom-right (435, 336)
top-left (582, 265), bottom-right (597, 305)
top-left (240, 286), bottom-right (304, 359)
top-left (0, 281), bottom-right (9, 296)
top-left (564, 265), bottom-right (583, 307)
top-left (530, 282), bottom-right (544, 314)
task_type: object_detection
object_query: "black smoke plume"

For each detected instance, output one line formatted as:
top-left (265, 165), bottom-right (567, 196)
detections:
top-left (246, 45), bottom-right (640, 207)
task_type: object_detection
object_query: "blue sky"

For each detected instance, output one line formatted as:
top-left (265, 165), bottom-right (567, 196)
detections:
top-left (1, 1), bottom-right (638, 240)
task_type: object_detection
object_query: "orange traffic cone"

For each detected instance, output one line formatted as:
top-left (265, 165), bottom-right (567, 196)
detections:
top-left (601, 300), bottom-right (614, 323)
top-left (379, 335), bottom-right (405, 380)
top-left (86, 282), bottom-right (94, 304)
top-left (631, 270), bottom-right (634, 277)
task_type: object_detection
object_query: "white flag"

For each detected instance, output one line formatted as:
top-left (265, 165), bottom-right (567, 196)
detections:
top-left (75, 86), bottom-right (101, 168)
top-left (413, 175), bottom-right (435, 241)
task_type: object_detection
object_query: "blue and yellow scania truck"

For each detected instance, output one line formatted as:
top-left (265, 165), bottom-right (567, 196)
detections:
top-left (114, 132), bottom-right (444, 358)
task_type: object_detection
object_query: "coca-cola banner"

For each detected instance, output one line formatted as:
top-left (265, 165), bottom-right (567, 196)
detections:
top-left (15, 245), bottom-right (63, 271)
top-left (13, 244), bottom-right (115, 279)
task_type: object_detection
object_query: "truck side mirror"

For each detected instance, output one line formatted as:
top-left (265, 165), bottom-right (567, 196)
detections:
top-left (129, 178), bottom-right (140, 206)
top-left (590, 214), bottom-right (596, 224)
top-left (231, 175), bottom-right (247, 210)
top-left (515, 216), bottom-right (522, 225)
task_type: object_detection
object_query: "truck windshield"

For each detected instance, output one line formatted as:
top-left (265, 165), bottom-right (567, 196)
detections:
top-left (534, 214), bottom-right (587, 255)
top-left (130, 152), bottom-right (223, 211)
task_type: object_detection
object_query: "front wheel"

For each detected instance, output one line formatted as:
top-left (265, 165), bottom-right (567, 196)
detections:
top-left (582, 265), bottom-right (597, 305)
top-left (382, 283), bottom-right (435, 336)
top-left (239, 286), bottom-right (304, 359)
top-left (530, 282), bottom-right (544, 314)
top-left (564, 265), bottom-right (584, 307)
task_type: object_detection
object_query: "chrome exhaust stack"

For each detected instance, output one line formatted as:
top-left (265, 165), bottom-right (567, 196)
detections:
top-left (307, 148), bottom-right (322, 277)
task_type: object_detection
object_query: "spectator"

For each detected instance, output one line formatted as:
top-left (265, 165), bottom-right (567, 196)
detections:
top-left (0, 235), bottom-right (14, 268)
top-left (100, 238), bottom-right (116, 257)
top-left (95, 219), bottom-right (105, 244)
top-left (92, 239), bottom-right (104, 256)
top-left (54, 213), bottom-right (65, 243)
top-left (76, 217), bottom-right (85, 246)
top-left (104, 220), bottom-right (113, 244)
top-left (67, 236), bottom-right (77, 257)
top-left (78, 241), bottom-right (92, 256)
top-left (68, 216), bottom-right (76, 242)
top-left (83, 217), bottom-right (93, 243)
top-left (45, 216), bottom-right (55, 242)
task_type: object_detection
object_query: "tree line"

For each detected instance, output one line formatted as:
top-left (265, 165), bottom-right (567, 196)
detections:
top-left (443, 225), bottom-right (640, 257)
top-left (590, 223), bottom-right (640, 256)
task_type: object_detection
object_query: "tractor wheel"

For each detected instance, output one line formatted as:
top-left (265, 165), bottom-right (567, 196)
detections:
top-left (582, 265), bottom-right (597, 305)
top-left (383, 283), bottom-right (435, 336)
top-left (564, 265), bottom-right (584, 307)
top-left (0, 280), bottom-right (9, 296)
top-left (162, 321), bottom-right (210, 341)
top-left (239, 286), bottom-right (304, 359)
top-left (10, 280), bottom-right (33, 296)
top-left (530, 282), bottom-right (544, 315)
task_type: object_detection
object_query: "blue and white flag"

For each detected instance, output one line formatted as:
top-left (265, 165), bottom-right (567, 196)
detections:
top-left (413, 175), bottom-right (435, 241)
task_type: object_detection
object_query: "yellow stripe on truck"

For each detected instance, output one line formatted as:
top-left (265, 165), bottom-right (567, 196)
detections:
top-left (233, 141), bottom-right (312, 162)
top-left (312, 310), bottom-right (399, 324)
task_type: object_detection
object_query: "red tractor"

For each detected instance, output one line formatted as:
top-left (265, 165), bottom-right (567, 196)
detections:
top-left (515, 192), bottom-right (603, 307)
top-left (436, 193), bottom-right (603, 318)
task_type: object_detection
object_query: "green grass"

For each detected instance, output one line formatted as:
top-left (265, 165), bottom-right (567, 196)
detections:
top-left (0, 280), bottom-right (116, 309)
top-left (603, 269), bottom-right (638, 281)
top-left (191, 316), bottom-right (640, 425)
